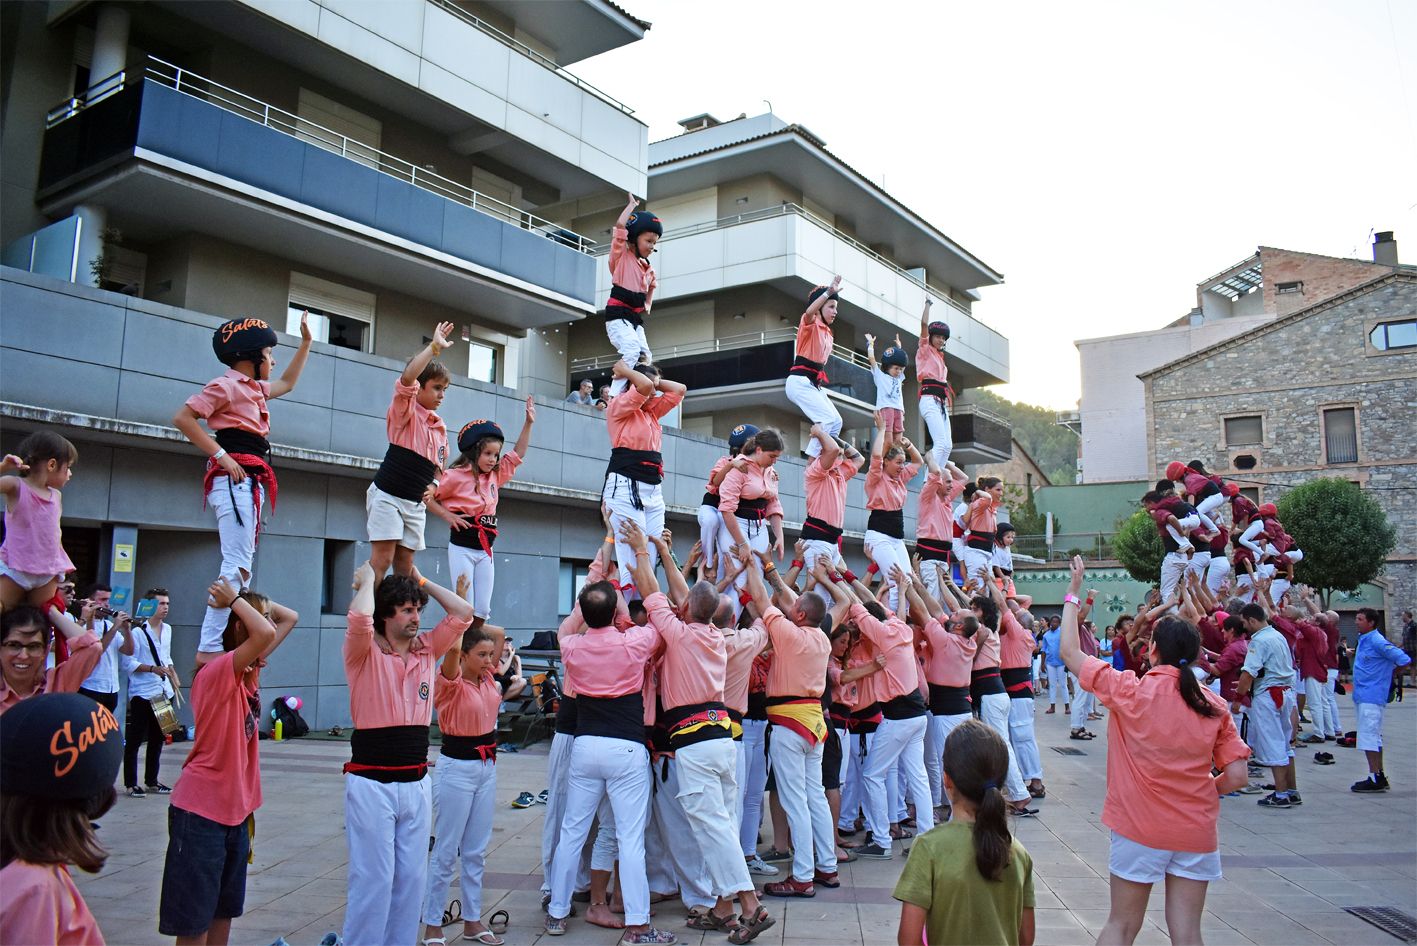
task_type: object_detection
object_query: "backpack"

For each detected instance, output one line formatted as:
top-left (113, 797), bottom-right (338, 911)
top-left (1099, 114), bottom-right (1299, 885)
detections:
top-left (270, 698), bottom-right (310, 738)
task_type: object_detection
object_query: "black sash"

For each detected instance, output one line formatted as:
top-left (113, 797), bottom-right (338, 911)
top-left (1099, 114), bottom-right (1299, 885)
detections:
top-left (966, 534), bottom-right (994, 552)
top-left (555, 695), bottom-right (578, 736)
top-left (448, 515), bottom-right (498, 550)
top-left (701, 491), bottom-right (721, 508)
top-left (576, 693), bottom-right (645, 743)
top-left (969, 666), bottom-right (1005, 700)
top-left (746, 691), bottom-right (768, 721)
top-left (917, 537), bottom-right (952, 562)
top-left (867, 509), bottom-right (905, 539)
top-left (881, 690), bottom-right (927, 720)
top-left (928, 684), bottom-right (972, 715)
top-left (214, 427), bottom-right (271, 463)
top-left (440, 731), bottom-right (496, 762)
top-left (801, 516), bottom-right (843, 544)
top-left (661, 700), bottom-right (733, 749)
top-left (790, 355), bottom-right (828, 388)
top-left (374, 444), bottom-right (440, 502)
top-left (1001, 666), bottom-right (1034, 700)
top-left (921, 379), bottom-right (950, 400)
top-left (607, 447), bottom-right (664, 485)
top-left (345, 725), bottom-right (430, 782)
top-left (735, 497), bottom-right (770, 521)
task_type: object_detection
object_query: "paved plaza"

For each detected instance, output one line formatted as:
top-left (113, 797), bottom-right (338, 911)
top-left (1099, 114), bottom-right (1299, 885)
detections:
top-left (79, 700), bottom-right (1417, 946)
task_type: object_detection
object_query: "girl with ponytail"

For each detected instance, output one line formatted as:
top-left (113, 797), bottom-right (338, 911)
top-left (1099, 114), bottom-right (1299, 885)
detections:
top-left (893, 719), bottom-right (1036, 946)
top-left (1058, 556), bottom-right (1251, 946)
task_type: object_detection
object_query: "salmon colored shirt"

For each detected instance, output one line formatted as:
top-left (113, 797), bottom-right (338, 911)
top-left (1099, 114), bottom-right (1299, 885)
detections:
top-left (723, 623), bottom-right (768, 713)
top-left (917, 471), bottom-right (966, 541)
top-left (343, 611), bottom-right (470, 729)
top-left (998, 610), bottom-right (1035, 671)
top-left (1079, 657), bottom-right (1250, 853)
top-left (762, 606), bottom-right (830, 698)
top-left (433, 451), bottom-right (522, 519)
top-left (703, 456), bottom-right (732, 496)
top-left (971, 623), bottom-right (1001, 670)
top-left (804, 454), bottom-right (861, 527)
top-left (185, 368), bottom-right (272, 435)
top-left (848, 603), bottom-right (919, 701)
top-left (919, 620), bottom-right (978, 687)
top-left (0, 861), bottom-right (104, 946)
top-left (561, 623), bottom-right (662, 698)
top-left (0, 632), bottom-right (100, 715)
top-left (171, 651), bottom-right (261, 826)
top-left (719, 462), bottom-right (784, 519)
top-left (865, 455), bottom-right (920, 511)
top-left (644, 592), bottom-right (727, 708)
top-left (387, 378), bottom-right (449, 470)
top-left (606, 387), bottom-right (683, 452)
top-left (915, 333), bottom-right (948, 385)
top-left (965, 493), bottom-right (999, 536)
top-left (434, 668), bottom-right (501, 737)
top-left (609, 225), bottom-right (656, 301)
top-left (795, 310), bottom-right (833, 364)
top-left (847, 646), bottom-right (880, 710)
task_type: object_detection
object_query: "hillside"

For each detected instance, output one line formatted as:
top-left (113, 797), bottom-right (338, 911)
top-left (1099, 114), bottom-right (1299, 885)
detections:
top-left (971, 389), bottom-right (1079, 485)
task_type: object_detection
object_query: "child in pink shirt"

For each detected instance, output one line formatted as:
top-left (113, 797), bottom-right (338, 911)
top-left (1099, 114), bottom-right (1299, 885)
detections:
top-left (720, 429), bottom-right (786, 610)
top-left (863, 414), bottom-right (922, 615)
top-left (915, 453), bottom-right (968, 603)
top-left (784, 275), bottom-right (845, 457)
top-left (698, 423), bottom-right (759, 581)
top-left (916, 298), bottom-right (954, 467)
top-left (0, 431), bottom-right (78, 611)
top-left (605, 193), bottom-right (661, 396)
top-left (961, 478), bottom-right (1003, 591)
top-left (429, 398), bottom-right (536, 626)
top-left (801, 425), bottom-right (865, 574)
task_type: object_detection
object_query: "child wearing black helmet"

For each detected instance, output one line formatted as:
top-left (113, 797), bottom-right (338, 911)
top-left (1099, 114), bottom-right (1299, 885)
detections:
top-left (174, 314), bottom-right (312, 662)
top-left (606, 192), bottom-right (662, 396)
top-left (916, 298), bottom-right (954, 467)
top-left (866, 332), bottom-right (908, 451)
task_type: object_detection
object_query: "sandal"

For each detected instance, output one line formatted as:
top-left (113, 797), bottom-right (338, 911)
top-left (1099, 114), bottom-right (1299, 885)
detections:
top-left (442, 899), bottom-right (462, 926)
top-left (890, 827), bottom-right (915, 840)
top-left (686, 909), bottom-right (731, 931)
top-left (728, 906), bottom-right (776, 945)
top-left (1028, 785), bottom-right (1047, 799)
top-left (759, 847), bottom-right (792, 861)
top-left (466, 932), bottom-right (503, 946)
top-left (487, 909), bottom-right (509, 934)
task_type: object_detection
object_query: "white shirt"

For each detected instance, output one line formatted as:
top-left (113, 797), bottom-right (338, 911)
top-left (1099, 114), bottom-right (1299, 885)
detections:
top-left (991, 545), bottom-right (1014, 573)
top-left (78, 619), bottom-right (122, 693)
top-left (122, 621), bottom-right (174, 699)
top-left (871, 366), bottom-right (905, 411)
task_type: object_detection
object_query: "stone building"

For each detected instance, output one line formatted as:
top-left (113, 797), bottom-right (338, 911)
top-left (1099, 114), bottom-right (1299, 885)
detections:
top-left (1141, 271), bottom-right (1417, 619)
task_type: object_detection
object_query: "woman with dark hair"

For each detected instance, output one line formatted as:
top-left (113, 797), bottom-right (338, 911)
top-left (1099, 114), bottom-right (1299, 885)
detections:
top-left (719, 428), bottom-right (785, 613)
top-left (1059, 556), bottom-right (1250, 946)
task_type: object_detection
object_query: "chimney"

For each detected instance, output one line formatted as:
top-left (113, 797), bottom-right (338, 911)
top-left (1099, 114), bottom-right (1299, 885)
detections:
top-left (676, 113), bottom-right (722, 134)
top-left (1373, 231), bottom-right (1398, 266)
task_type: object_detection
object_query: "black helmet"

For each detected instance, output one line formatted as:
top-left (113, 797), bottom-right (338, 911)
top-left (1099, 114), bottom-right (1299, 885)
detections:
top-left (457, 419), bottom-right (504, 457)
top-left (626, 211), bottom-right (662, 243)
top-left (728, 424), bottom-right (760, 450)
top-left (927, 321), bottom-right (951, 341)
top-left (881, 347), bottom-right (908, 369)
top-left (808, 285), bottom-right (840, 306)
top-left (212, 318), bottom-right (278, 366)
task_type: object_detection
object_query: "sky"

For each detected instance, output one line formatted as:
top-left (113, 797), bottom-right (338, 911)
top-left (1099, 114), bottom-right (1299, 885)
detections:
top-left (572, 0), bottom-right (1417, 410)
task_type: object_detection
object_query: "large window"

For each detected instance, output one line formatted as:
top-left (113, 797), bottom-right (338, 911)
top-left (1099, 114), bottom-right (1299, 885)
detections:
top-left (1224, 415), bottom-right (1263, 446)
top-left (288, 272), bottom-right (376, 353)
top-left (468, 340), bottom-right (500, 384)
top-left (558, 560), bottom-right (593, 616)
top-left (1370, 319), bottom-right (1417, 351)
top-left (1323, 407), bottom-right (1358, 464)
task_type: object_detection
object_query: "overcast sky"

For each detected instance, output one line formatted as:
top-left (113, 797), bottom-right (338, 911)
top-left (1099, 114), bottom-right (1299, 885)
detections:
top-left (573, 0), bottom-right (1417, 410)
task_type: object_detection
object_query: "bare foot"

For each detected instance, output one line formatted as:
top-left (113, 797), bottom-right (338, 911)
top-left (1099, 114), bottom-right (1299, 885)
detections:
top-left (586, 902), bottom-right (625, 929)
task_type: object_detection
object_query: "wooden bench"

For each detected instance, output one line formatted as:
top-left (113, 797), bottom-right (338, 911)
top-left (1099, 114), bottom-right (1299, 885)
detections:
top-left (495, 648), bottom-right (564, 749)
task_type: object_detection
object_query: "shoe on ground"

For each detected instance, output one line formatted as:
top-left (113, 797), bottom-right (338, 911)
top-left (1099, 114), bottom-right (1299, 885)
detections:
top-left (1288, 791), bottom-right (1303, 805)
top-left (855, 842), bottom-right (892, 859)
top-left (1351, 775), bottom-right (1389, 793)
top-left (1257, 792), bottom-right (1291, 808)
top-left (511, 791), bottom-right (536, 809)
top-left (745, 855), bottom-right (779, 876)
top-left (126, 786), bottom-right (146, 798)
top-left (813, 869), bottom-right (840, 888)
top-left (763, 877), bottom-right (815, 898)
top-left (145, 783), bottom-right (172, 795)
top-left (537, 789), bottom-right (549, 804)
top-left (1238, 783), bottom-right (1264, 794)
top-left (1301, 734), bottom-right (1324, 744)
top-left (760, 847), bottom-right (793, 862)
top-left (619, 927), bottom-right (678, 945)
top-left (544, 915), bottom-right (568, 936)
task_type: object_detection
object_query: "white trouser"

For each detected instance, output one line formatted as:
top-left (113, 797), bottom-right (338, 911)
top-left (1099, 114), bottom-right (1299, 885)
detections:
top-left (731, 516), bottom-right (772, 601)
top-left (961, 547), bottom-right (993, 592)
top-left (1205, 555), bottom-right (1231, 593)
top-left (979, 692), bottom-right (1029, 803)
top-left (343, 774), bottom-right (431, 946)
top-left (1304, 676), bottom-right (1332, 737)
top-left (1323, 669), bottom-right (1342, 736)
top-left (603, 474), bottom-right (664, 595)
top-left (768, 727), bottom-right (838, 883)
top-left (448, 545), bottom-right (494, 619)
top-left (606, 319), bottom-right (651, 396)
top-left (1070, 684), bottom-right (1092, 730)
top-left (676, 739), bottom-right (754, 898)
top-left (838, 730), bottom-right (874, 830)
top-left (1187, 550), bottom-right (1211, 583)
top-left (697, 505), bottom-right (724, 577)
top-left (919, 394), bottom-right (952, 468)
top-left (738, 718), bottom-right (769, 856)
top-left (1046, 664), bottom-right (1068, 708)
top-left (1195, 491), bottom-right (1224, 523)
top-left (927, 712), bottom-right (971, 806)
top-left (198, 476), bottom-right (262, 653)
top-left (422, 756), bottom-right (496, 925)
top-left (784, 375), bottom-right (841, 457)
top-left (1160, 551), bottom-right (1190, 605)
top-left (590, 797), bottom-right (620, 872)
top-left (924, 713), bottom-right (945, 807)
top-left (834, 725), bottom-right (851, 790)
top-left (652, 754), bottom-right (716, 910)
top-left (864, 530), bottom-right (910, 614)
top-left (1008, 696), bottom-right (1043, 781)
top-left (892, 759), bottom-right (909, 822)
top-left (1239, 521), bottom-right (1266, 557)
top-left (540, 731), bottom-right (587, 894)
top-left (863, 714), bottom-right (933, 850)
top-left (642, 793), bottom-right (678, 899)
top-left (549, 736), bottom-right (651, 924)
top-left (803, 538), bottom-right (840, 574)
top-left (919, 558), bottom-right (949, 610)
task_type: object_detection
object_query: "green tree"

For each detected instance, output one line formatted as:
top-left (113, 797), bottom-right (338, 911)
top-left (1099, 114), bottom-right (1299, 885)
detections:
top-left (1277, 478), bottom-right (1396, 604)
top-left (1113, 509), bottom-right (1163, 584)
top-left (970, 389), bottom-right (1078, 485)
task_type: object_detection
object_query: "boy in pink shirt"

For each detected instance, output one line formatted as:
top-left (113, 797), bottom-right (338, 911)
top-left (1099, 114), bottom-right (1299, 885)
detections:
top-left (800, 425), bottom-right (864, 575)
top-left (784, 275), bottom-right (845, 457)
top-left (915, 452), bottom-right (968, 603)
top-left (916, 298), bottom-right (953, 466)
top-left (174, 314), bottom-right (312, 659)
top-left (863, 415), bottom-right (922, 614)
top-left (961, 478), bottom-right (1003, 591)
top-left (605, 193), bottom-right (661, 396)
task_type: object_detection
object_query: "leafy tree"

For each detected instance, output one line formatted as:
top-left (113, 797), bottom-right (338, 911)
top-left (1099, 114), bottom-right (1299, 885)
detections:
top-left (970, 389), bottom-right (1078, 485)
top-left (1113, 509), bottom-right (1163, 585)
top-left (1001, 483), bottom-right (1053, 537)
top-left (1278, 478), bottom-right (1396, 604)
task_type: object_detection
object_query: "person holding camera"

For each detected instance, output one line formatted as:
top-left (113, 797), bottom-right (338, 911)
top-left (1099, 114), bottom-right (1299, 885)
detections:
top-left (76, 582), bottom-right (135, 712)
top-left (120, 588), bottom-right (177, 797)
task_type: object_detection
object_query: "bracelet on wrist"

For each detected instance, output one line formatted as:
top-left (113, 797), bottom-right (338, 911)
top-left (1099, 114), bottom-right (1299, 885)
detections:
top-left (211, 448), bottom-right (227, 461)
top-left (1064, 594), bottom-right (1081, 606)
top-left (790, 560), bottom-right (805, 570)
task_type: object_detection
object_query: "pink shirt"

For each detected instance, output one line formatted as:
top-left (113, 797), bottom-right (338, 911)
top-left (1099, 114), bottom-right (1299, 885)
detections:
top-left (0, 632), bottom-right (100, 715)
top-left (915, 333), bottom-right (947, 384)
top-left (795, 310), bottom-right (833, 364)
top-left (609, 225), bottom-right (656, 301)
top-left (434, 669), bottom-right (501, 737)
top-left (847, 646), bottom-right (880, 710)
top-left (644, 592), bottom-right (727, 708)
top-left (0, 482), bottom-right (75, 575)
top-left (561, 623), bottom-right (662, 698)
top-left (971, 623), bottom-right (1000, 670)
top-left (998, 610), bottom-right (1035, 671)
top-left (0, 861), bottom-right (104, 946)
top-left (916, 471), bottom-right (965, 541)
top-left (343, 612), bottom-right (470, 729)
top-left (919, 620), bottom-right (977, 687)
top-left (1079, 657), bottom-right (1250, 852)
top-left (387, 378), bottom-right (449, 470)
top-left (606, 387), bottom-right (682, 452)
top-left (171, 652), bottom-right (261, 826)
top-left (762, 606), bottom-right (830, 698)
top-left (865, 455), bottom-right (919, 511)
top-left (804, 454), bottom-right (860, 527)
top-left (703, 456), bottom-right (732, 496)
top-left (719, 462), bottom-right (784, 519)
top-left (965, 493), bottom-right (999, 536)
top-left (723, 624), bottom-right (768, 714)
top-left (433, 451), bottom-right (521, 519)
top-left (849, 603), bottom-right (917, 700)
top-left (185, 368), bottom-right (272, 435)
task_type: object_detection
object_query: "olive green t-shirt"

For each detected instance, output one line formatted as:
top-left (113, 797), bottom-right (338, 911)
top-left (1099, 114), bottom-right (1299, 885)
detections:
top-left (892, 820), bottom-right (1034, 946)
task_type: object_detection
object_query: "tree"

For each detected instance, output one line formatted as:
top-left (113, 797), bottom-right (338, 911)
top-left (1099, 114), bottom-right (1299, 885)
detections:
top-left (970, 389), bottom-right (1078, 485)
top-left (1002, 483), bottom-right (1054, 537)
top-left (1112, 509), bottom-right (1163, 585)
top-left (1278, 478), bottom-right (1396, 604)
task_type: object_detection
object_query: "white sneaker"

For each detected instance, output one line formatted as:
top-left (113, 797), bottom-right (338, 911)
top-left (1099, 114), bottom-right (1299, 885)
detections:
top-left (745, 855), bottom-right (779, 876)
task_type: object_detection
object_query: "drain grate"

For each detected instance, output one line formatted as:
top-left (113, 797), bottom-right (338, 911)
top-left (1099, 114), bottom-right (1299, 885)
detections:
top-left (1346, 907), bottom-right (1417, 943)
top-left (1052, 746), bottom-right (1086, 756)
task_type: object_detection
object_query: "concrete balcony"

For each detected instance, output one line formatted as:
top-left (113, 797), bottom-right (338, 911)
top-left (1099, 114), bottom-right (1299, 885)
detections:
top-left (37, 61), bottom-right (597, 329)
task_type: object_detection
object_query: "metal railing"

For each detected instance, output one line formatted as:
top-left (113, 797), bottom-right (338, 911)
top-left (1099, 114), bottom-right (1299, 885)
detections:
top-left (1011, 533), bottom-right (1117, 563)
top-left (45, 58), bottom-right (598, 255)
top-left (427, 0), bottom-right (637, 118)
top-left (569, 327), bottom-right (877, 374)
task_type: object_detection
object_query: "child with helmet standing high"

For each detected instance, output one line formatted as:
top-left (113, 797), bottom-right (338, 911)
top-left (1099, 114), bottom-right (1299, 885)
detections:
top-left (606, 192), bottom-right (662, 396)
top-left (866, 332), bottom-right (908, 452)
top-left (785, 276), bottom-right (845, 458)
top-left (916, 298), bottom-right (953, 467)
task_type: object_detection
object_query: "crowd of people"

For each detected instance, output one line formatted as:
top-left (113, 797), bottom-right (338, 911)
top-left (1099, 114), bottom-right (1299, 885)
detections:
top-left (0, 193), bottom-right (1410, 946)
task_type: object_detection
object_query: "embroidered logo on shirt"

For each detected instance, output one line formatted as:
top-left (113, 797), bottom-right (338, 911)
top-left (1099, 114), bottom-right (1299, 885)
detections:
top-left (419, 682), bottom-right (430, 702)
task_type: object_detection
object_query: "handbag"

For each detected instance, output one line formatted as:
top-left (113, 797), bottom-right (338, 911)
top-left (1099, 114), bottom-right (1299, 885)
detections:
top-left (140, 625), bottom-right (182, 735)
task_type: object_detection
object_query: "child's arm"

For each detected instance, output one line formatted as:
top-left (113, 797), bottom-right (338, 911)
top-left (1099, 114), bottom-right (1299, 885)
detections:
top-left (267, 311), bottom-right (314, 399)
top-left (208, 578), bottom-right (275, 680)
top-left (802, 274), bottom-right (843, 325)
top-left (512, 396), bottom-right (536, 457)
top-left (0, 455), bottom-right (27, 498)
top-left (614, 360), bottom-right (656, 397)
top-left (616, 192), bottom-right (640, 228)
top-left (919, 296), bottom-right (933, 346)
top-left (401, 322), bottom-right (456, 386)
top-left (1020, 907), bottom-right (1036, 946)
top-left (871, 412), bottom-right (887, 459)
top-left (173, 406), bottom-right (248, 484)
top-left (865, 333), bottom-right (879, 371)
top-left (896, 903), bottom-right (927, 946)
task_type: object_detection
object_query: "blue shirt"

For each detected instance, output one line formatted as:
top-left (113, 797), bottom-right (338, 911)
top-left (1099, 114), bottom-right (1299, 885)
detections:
top-left (1352, 630), bottom-right (1412, 705)
top-left (1042, 628), bottom-right (1063, 667)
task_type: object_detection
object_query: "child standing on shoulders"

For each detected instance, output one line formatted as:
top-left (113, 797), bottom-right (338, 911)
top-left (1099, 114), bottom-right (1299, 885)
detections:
top-left (428, 398), bottom-right (536, 627)
top-left (0, 432), bottom-right (78, 612)
top-left (785, 276), bottom-right (844, 457)
top-left (174, 314), bottom-right (312, 660)
top-left (367, 322), bottom-right (456, 579)
top-left (893, 719), bottom-right (1035, 946)
top-left (606, 193), bottom-right (661, 396)
top-left (916, 298), bottom-right (953, 467)
top-left (866, 333), bottom-right (908, 451)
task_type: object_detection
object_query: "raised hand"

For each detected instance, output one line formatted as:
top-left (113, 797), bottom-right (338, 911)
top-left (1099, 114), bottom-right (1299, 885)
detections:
top-left (298, 309), bottom-right (312, 342)
top-left (524, 396), bottom-right (536, 424)
top-left (432, 321), bottom-right (456, 350)
top-left (208, 577), bottom-right (239, 609)
top-left (455, 572), bottom-right (471, 600)
top-left (352, 561), bottom-right (375, 592)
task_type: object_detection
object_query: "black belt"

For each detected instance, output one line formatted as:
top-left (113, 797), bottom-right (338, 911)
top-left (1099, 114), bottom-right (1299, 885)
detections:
top-left (373, 444), bottom-right (440, 503)
top-left (790, 355), bottom-right (828, 388)
top-left (801, 516), bottom-right (843, 544)
top-left (345, 725), bottom-right (430, 782)
top-left (867, 509), bottom-right (905, 539)
top-left (701, 491), bottom-right (721, 508)
top-left (214, 427), bottom-right (270, 462)
top-left (917, 537), bottom-right (952, 562)
top-left (921, 379), bottom-right (949, 400)
top-left (966, 534), bottom-right (994, 552)
top-left (576, 693), bottom-right (645, 743)
top-left (1000, 666), bottom-right (1034, 700)
top-left (969, 666), bottom-right (1005, 699)
top-left (448, 514), bottom-right (498, 551)
top-left (607, 446), bottom-right (664, 485)
top-left (440, 731), bottom-right (496, 762)
top-left (848, 703), bottom-right (882, 734)
top-left (735, 497), bottom-right (769, 521)
top-left (928, 684), bottom-right (972, 715)
top-left (881, 690), bottom-right (927, 720)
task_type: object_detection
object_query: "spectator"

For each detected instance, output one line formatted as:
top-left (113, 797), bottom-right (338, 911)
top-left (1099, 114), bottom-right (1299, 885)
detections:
top-left (120, 588), bottom-right (176, 797)
top-left (594, 384), bottom-right (611, 412)
top-left (565, 379), bottom-right (595, 407)
top-left (497, 637), bottom-right (527, 701)
top-left (76, 582), bottom-right (135, 712)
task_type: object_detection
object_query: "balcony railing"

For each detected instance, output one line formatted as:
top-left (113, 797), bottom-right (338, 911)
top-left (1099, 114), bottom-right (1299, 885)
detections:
top-left (1011, 533), bottom-right (1117, 563)
top-left (570, 327), bottom-right (875, 374)
top-left (45, 58), bottom-right (598, 255)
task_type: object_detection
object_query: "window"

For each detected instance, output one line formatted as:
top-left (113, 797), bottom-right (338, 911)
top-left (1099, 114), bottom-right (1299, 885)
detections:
top-left (1323, 407), bottom-right (1358, 464)
top-left (468, 341), bottom-right (499, 384)
top-left (1224, 415), bottom-right (1263, 446)
top-left (1238, 486), bottom-right (1261, 504)
top-left (322, 540), bottom-right (356, 614)
top-left (288, 272), bottom-right (376, 353)
top-left (1276, 281), bottom-right (1303, 294)
top-left (1370, 320), bottom-right (1417, 351)
top-left (558, 560), bottom-right (593, 616)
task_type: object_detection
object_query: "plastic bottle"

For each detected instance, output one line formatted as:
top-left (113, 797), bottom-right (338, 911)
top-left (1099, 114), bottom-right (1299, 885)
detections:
top-left (273, 719), bottom-right (283, 741)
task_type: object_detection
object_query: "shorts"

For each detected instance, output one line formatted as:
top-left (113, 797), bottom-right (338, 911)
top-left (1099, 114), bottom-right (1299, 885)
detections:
top-left (0, 560), bottom-right (58, 590)
top-left (1356, 702), bottom-right (1385, 752)
top-left (159, 805), bottom-right (251, 936)
top-left (1248, 687), bottom-right (1295, 767)
top-left (365, 482), bottom-right (427, 550)
top-left (821, 727), bottom-right (842, 791)
top-left (877, 407), bottom-right (904, 435)
top-left (1109, 831), bottom-right (1221, 884)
